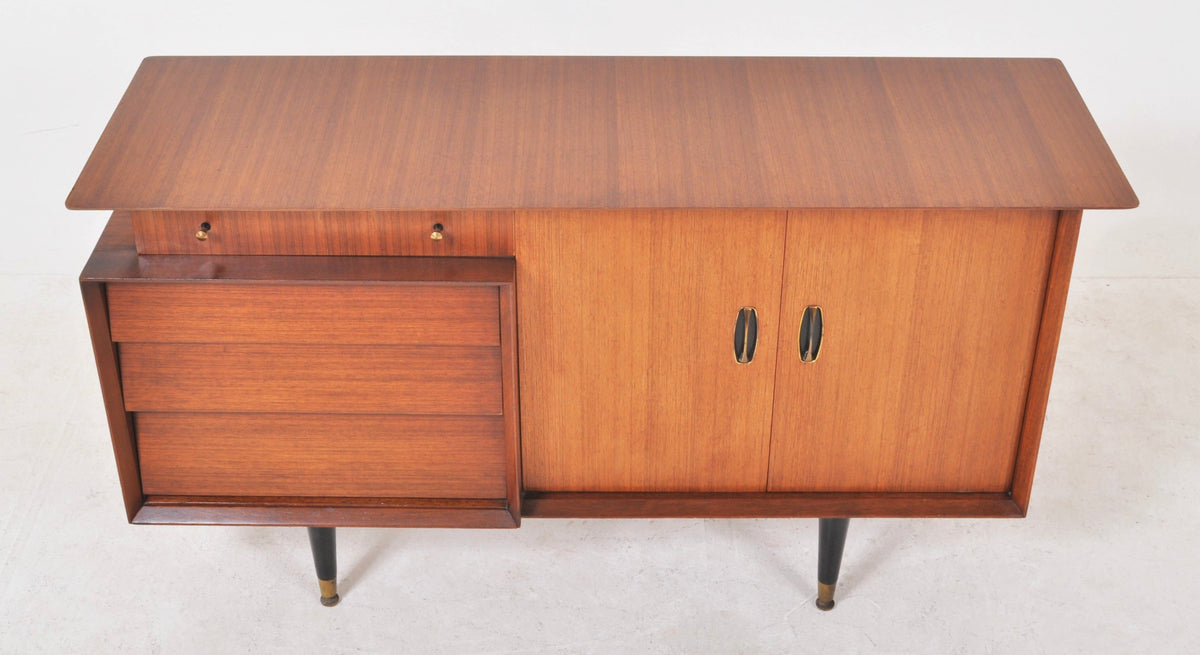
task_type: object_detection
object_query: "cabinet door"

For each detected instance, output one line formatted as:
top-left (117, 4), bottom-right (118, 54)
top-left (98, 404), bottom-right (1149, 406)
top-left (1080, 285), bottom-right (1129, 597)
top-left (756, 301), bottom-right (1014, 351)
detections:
top-left (517, 210), bottom-right (786, 492)
top-left (768, 210), bottom-right (1058, 493)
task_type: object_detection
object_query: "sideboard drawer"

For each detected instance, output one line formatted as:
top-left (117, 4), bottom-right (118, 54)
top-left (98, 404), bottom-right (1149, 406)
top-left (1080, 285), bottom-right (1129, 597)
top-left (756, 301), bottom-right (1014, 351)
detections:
top-left (130, 210), bottom-right (514, 256)
top-left (107, 283), bottom-right (501, 346)
top-left (136, 413), bottom-right (507, 498)
top-left (120, 342), bottom-right (503, 414)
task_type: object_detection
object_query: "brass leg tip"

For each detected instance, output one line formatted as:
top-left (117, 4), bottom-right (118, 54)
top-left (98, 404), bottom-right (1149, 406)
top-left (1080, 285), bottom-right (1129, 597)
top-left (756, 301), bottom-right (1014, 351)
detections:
top-left (816, 582), bottom-right (837, 611)
top-left (319, 579), bottom-right (339, 607)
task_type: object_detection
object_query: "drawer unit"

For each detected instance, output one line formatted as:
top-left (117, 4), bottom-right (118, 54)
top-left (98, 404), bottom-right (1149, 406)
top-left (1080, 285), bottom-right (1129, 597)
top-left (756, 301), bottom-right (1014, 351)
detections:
top-left (131, 210), bottom-right (514, 256)
top-left (81, 214), bottom-right (521, 527)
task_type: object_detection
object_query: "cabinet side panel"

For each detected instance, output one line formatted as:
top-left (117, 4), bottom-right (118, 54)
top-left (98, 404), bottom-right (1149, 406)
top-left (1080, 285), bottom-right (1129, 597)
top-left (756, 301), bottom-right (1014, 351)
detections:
top-left (769, 210), bottom-right (1057, 493)
top-left (516, 210), bottom-right (786, 492)
top-left (81, 282), bottom-right (143, 520)
top-left (1010, 210), bottom-right (1082, 511)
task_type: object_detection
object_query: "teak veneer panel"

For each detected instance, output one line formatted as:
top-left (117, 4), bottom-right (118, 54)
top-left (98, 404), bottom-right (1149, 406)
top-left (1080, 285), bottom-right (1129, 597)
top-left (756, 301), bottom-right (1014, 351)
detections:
top-left (131, 210), bottom-right (514, 256)
top-left (119, 343), bottom-right (503, 415)
top-left (516, 210), bottom-right (786, 492)
top-left (107, 283), bottom-right (500, 345)
top-left (137, 413), bottom-right (506, 498)
top-left (67, 57), bottom-right (1136, 211)
top-left (768, 210), bottom-right (1058, 493)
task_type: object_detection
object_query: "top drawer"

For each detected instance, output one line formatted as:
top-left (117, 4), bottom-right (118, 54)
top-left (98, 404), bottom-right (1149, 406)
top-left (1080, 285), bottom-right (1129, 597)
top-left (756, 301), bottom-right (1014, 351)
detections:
top-left (131, 210), bottom-right (514, 256)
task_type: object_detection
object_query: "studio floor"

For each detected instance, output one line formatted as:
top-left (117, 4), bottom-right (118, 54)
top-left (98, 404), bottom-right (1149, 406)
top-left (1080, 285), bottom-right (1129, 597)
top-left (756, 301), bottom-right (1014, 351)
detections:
top-left (1, 273), bottom-right (1197, 653)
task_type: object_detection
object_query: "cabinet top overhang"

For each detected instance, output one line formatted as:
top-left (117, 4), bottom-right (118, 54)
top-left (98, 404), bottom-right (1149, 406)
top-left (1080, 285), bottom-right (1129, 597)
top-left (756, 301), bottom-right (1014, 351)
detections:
top-left (67, 56), bottom-right (1137, 212)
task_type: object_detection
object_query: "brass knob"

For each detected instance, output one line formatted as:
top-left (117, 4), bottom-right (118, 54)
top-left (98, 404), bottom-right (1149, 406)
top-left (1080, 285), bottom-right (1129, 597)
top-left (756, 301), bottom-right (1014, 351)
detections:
top-left (430, 223), bottom-right (444, 241)
top-left (195, 230), bottom-right (208, 241)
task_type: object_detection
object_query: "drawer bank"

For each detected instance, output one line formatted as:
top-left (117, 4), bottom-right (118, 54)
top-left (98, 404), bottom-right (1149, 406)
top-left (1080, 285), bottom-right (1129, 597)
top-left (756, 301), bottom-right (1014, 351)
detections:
top-left (68, 56), bottom-right (1136, 609)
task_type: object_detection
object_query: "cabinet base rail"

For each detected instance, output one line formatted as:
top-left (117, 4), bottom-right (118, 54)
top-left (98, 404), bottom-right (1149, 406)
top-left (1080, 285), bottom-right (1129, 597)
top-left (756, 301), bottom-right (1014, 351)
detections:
top-left (521, 491), bottom-right (1024, 519)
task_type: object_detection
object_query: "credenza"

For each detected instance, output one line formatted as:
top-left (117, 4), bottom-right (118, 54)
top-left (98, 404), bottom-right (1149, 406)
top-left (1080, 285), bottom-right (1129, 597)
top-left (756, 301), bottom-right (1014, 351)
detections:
top-left (68, 56), bottom-right (1137, 609)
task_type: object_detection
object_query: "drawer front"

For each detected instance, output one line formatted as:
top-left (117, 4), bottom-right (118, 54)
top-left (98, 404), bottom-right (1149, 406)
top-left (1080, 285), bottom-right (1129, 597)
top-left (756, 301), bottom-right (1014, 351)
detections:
top-left (107, 283), bottom-right (500, 346)
top-left (131, 210), bottom-right (514, 256)
top-left (120, 342), bottom-right (503, 415)
top-left (136, 413), bottom-right (507, 498)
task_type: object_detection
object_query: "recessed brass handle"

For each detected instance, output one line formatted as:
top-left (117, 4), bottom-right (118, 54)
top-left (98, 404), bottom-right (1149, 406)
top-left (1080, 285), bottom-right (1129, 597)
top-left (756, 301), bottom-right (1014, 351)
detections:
top-left (430, 223), bottom-right (444, 241)
top-left (734, 307), bottom-right (758, 364)
top-left (799, 305), bottom-right (823, 363)
top-left (195, 221), bottom-right (211, 241)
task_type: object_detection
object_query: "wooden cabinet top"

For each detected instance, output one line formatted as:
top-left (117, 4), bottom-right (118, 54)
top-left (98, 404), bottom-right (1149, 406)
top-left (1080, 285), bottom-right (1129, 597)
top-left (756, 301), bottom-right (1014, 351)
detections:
top-left (67, 56), bottom-right (1136, 212)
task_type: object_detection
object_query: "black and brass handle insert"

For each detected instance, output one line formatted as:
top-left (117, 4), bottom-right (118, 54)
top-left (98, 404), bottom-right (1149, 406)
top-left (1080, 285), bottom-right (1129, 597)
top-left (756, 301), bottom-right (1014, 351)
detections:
top-left (734, 307), bottom-right (758, 364)
top-left (799, 305), bottom-right (823, 363)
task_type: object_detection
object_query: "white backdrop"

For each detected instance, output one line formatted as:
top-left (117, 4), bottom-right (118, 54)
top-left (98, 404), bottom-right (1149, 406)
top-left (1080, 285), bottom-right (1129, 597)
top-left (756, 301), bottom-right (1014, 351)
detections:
top-left (1, 2), bottom-right (1196, 653)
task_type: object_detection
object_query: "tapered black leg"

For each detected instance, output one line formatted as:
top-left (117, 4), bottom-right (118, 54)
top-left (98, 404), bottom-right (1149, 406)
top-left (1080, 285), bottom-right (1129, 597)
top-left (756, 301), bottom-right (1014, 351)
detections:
top-left (307, 527), bottom-right (339, 607)
top-left (816, 518), bottom-right (850, 611)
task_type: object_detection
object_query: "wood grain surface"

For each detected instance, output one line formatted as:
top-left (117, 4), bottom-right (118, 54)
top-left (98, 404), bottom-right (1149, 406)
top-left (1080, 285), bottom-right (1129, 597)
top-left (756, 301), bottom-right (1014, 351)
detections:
top-left (1010, 210), bottom-right (1082, 511)
top-left (67, 57), bottom-right (1136, 211)
top-left (136, 413), bottom-right (506, 498)
top-left (107, 283), bottom-right (500, 345)
top-left (132, 210), bottom-right (514, 256)
top-left (119, 343), bottom-right (502, 414)
top-left (768, 210), bottom-right (1058, 493)
top-left (516, 210), bottom-right (786, 492)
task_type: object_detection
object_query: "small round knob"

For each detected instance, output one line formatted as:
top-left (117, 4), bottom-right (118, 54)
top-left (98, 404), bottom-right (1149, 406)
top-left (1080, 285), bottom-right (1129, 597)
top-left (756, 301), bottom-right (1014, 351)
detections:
top-left (430, 223), bottom-right (444, 241)
top-left (195, 230), bottom-right (208, 241)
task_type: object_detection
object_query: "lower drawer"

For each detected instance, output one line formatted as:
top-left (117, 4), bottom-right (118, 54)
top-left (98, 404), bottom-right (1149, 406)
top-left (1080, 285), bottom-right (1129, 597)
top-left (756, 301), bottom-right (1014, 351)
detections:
top-left (136, 413), bottom-right (507, 498)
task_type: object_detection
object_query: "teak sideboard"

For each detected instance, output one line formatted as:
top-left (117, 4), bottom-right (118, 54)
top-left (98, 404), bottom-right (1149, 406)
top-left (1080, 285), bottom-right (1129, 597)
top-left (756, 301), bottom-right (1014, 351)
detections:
top-left (68, 56), bottom-right (1136, 609)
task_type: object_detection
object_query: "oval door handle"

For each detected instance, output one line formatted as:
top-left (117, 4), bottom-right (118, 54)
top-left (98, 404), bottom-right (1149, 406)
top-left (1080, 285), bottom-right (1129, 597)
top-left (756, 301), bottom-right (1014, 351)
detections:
top-left (734, 307), bottom-right (758, 364)
top-left (799, 305), bottom-right (823, 363)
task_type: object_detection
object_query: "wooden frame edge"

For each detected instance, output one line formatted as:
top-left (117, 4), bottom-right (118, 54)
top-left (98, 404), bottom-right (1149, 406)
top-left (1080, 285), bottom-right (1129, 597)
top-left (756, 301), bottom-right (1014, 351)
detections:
top-left (1008, 209), bottom-right (1083, 513)
top-left (499, 282), bottom-right (523, 524)
top-left (80, 280), bottom-right (144, 521)
top-left (134, 502), bottom-right (518, 528)
top-left (522, 492), bottom-right (1023, 519)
